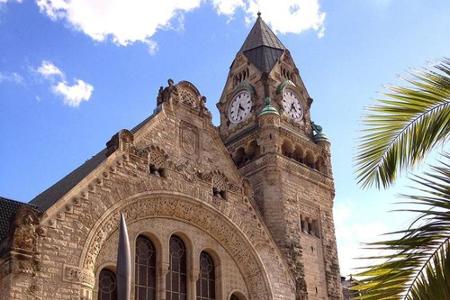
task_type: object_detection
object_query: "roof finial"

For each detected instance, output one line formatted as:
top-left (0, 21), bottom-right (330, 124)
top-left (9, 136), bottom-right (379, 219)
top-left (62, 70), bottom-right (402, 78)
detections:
top-left (257, 11), bottom-right (261, 18)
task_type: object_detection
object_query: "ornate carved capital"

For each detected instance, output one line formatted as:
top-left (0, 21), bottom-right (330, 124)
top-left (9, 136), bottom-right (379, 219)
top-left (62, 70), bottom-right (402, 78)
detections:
top-left (10, 206), bottom-right (39, 254)
top-left (63, 264), bottom-right (95, 288)
top-left (106, 129), bottom-right (134, 156)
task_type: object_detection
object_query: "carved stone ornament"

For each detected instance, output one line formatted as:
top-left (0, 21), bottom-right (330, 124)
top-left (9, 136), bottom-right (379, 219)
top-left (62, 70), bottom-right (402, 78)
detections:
top-left (174, 158), bottom-right (201, 182)
top-left (180, 122), bottom-right (198, 156)
top-left (11, 206), bottom-right (39, 253)
top-left (63, 264), bottom-right (95, 288)
top-left (79, 194), bottom-right (284, 299)
top-left (106, 129), bottom-right (134, 156)
top-left (145, 145), bottom-right (167, 167)
top-left (179, 87), bottom-right (198, 108)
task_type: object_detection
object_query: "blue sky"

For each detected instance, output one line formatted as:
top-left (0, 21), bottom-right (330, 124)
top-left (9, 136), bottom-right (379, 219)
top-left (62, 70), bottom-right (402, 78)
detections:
top-left (0, 0), bottom-right (449, 276)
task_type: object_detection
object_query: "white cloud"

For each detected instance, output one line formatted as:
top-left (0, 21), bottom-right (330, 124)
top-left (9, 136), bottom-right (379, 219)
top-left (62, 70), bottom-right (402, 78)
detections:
top-left (52, 79), bottom-right (93, 107)
top-left (213, 0), bottom-right (245, 16)
top-left (0, 0), bottom-right (23, 4)
top-left (334, 201), bottom-right (389, 276)
top-left (36, 60), bottom-right (93, 107)
top-left (146, 40), bottom-right (159, 56)
top-left (36, 0), bottom-right (202, 51)
top-left (0, 71), bottom-right (24, 84)
top-left (36, 0), bottom-right (326, 54)
top-left (218, 0), bottom-right (326, 37)
top-left (37, 60), bottom-right (64, 78)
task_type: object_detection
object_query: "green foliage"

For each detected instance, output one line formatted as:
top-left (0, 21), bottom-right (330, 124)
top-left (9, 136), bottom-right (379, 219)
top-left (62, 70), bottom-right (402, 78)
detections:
top-left (356, 58), bottom-right (450, 189)
top-left (354, 58), bottom-right (450, 299)
top-left (353, 157), bottom-right (450, 299)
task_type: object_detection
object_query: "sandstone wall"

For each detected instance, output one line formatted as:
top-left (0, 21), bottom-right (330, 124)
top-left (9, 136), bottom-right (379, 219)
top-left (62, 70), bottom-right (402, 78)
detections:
top-left (0, 95), bottom-right (295, 300)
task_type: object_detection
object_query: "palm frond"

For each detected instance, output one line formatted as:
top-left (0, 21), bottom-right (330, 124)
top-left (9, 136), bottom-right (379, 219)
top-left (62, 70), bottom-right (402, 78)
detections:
top-left (407, 243), bottom-right (450, 300)
top-left (355, 58), bottom-right (450, 189)
top-left (353, 155), bottom-right (450, 299)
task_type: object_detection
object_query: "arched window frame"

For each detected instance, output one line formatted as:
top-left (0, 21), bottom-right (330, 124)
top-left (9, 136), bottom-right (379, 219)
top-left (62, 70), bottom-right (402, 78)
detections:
top-left (166, 235), bottom-right (188, 300)
top-left (229, 291), bottom-right (247, 300)
top-left (135, 235), bottom-right (157, 300)
top-left (196, 251), bottom-right (216, 300)
top-left (98, 268), bottom-right (118, 300)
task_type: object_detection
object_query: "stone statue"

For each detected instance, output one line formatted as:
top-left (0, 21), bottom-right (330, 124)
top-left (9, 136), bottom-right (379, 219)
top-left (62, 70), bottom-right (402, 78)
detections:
top-left (14, 214), bottom-right (35, 251)
top-left (311, 121), bottom-right (328, 142)
top-left (156, 79), bottom-right (179, 106)
top-left (166, 79), bottom-right (177, 98)
top-left (156, 86), bottom-right (164, 106)
top-left (311, 122), bottom-right (322, 135)
top-left (199, 96), bottom-right (207, 109)
top-left (198, 95), bottom-right (211, 117)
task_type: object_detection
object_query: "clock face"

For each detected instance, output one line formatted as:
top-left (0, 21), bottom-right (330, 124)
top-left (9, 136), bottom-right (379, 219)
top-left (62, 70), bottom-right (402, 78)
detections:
top-left (228, 90), bottom-right (252, 124)
top-left (282, 89), bottom-right (303, 120)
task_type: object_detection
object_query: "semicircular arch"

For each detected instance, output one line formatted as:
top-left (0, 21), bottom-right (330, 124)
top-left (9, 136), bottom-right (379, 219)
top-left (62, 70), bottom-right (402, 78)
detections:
top-left (79, 191), bottom-right (284, 299)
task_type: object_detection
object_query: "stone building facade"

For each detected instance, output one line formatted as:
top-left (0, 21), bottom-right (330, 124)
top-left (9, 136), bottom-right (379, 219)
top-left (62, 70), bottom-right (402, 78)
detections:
top-left (0, 15), bottom-right (342, 300)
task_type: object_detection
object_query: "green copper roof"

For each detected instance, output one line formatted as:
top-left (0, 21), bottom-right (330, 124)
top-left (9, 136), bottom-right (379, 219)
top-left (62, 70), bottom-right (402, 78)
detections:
top-left (259, 97), bottom-right (279, 116)
top-left (311, 122), bottom-right (329, 142)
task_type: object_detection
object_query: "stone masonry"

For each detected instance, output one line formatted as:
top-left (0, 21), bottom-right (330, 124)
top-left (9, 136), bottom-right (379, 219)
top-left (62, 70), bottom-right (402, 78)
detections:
top-left (0, 15), bottom-right (342, 300)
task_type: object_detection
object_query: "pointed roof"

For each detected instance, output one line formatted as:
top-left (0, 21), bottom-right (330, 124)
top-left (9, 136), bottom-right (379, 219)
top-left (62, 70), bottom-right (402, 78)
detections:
top-left (238, 13), bottom-right (286, 73)
top-left (240, 13), bottom-right (286, 52)
top-left (30, 113), bottom-right (157, 211)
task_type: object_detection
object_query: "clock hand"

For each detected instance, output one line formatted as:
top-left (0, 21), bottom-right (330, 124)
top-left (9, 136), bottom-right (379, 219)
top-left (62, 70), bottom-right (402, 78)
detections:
top-left (290, 103), bottom-right (296, 112)
top-left (238, 104), bottom-right (245, 111)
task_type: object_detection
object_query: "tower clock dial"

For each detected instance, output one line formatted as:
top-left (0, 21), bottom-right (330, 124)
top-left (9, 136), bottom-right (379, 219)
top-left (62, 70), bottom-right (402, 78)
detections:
top-left (228, 90), bottom-right (252, 124)
top-left (282, 89), bottom-right (303, 121)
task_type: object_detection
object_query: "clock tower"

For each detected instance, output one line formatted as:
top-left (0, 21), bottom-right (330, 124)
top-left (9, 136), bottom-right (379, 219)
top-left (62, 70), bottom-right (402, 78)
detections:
top-left (217, 14), bottom-right (342, 300)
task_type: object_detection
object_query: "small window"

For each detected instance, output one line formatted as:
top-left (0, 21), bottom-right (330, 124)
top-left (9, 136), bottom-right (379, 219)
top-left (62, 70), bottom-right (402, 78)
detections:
top-left (98, 269), bottom-right (117, 300)
top-left (166, 236), bottom-right (187, 300)
top-left (135, 236), bottom-right (156, 300)
top-left (313, 220), bottom-right (320, 238)
top-left (213, 187), bottom-right (226, 199)
top-left (149, 164), bottom-right (165, 177)
top-left (196, 252), bottom-right (216, 300)
top-left (300, 218), bottom-right (305, 232)
top-left (230, 293), bottom-right (246, 300)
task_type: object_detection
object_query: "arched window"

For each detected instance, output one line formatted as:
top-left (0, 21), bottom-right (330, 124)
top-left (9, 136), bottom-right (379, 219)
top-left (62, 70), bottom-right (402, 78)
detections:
top-left (196, 251), bottom-right (215, 299)
top-left (135, 236), bottom-right (156, 300)
top-left (98, 269), bottom-right (117, 300)
top-left (166, 235), bottom-right (187, 300)
top-left (230, 294), bottom-right (242, 300)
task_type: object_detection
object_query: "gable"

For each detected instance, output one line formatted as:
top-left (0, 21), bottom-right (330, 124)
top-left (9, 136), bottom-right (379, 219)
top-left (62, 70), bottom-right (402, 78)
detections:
top-left (30, 80), bottom-right (242, 215)
top-left (132, 83), bottom-right (242, 186)
top-left (16, 81), bottom-right (295, 297)
top-left (30, 114), bottom-right (157, 212)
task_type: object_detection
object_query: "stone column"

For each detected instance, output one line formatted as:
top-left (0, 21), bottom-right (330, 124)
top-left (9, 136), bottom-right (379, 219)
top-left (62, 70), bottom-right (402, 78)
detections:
top-left (189, 249), bottom-right (199, 300)
top-left (159, 261), bottom-right (170, 300)
top-left (216, 261), bottom-right (223, 300)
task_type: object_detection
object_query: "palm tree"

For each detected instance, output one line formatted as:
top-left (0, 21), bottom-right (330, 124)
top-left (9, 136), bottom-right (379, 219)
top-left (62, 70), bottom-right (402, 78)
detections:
top-left (353, 58), bottom-right (450, 299)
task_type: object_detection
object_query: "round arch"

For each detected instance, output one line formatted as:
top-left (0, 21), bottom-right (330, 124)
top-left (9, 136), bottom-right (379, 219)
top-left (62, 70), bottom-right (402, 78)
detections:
top-left (229, 290), bottom-right (248, 300)
top-left (78, 191), bottom-right (280, 299)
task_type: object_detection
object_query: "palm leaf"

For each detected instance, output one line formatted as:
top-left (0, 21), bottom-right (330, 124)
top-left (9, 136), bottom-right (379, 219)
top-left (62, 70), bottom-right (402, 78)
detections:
top-left (355, 58), bottom-right (450, 189)
top-left (353, 155), bottom-right (450, 299)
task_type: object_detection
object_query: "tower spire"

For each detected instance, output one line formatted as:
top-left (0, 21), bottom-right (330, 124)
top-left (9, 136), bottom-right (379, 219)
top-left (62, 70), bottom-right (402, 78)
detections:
top-left (238, 15), bottom-right (286, 73)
